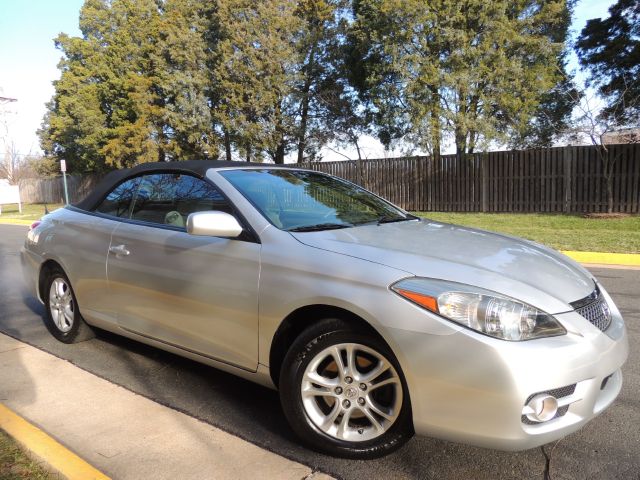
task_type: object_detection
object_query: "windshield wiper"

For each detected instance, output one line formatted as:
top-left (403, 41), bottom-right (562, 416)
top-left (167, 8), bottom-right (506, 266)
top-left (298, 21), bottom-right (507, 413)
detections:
top-left (288, 223), bottom-right (352, 232)
top-left (377, 214), bottom-right (419, 225)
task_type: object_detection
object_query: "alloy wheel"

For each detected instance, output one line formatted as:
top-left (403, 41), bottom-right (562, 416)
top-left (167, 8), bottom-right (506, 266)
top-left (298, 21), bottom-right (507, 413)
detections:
top-left (49, 277), bottom-right (75, 333)
top-left (300, 342), bottom-right (403, 442)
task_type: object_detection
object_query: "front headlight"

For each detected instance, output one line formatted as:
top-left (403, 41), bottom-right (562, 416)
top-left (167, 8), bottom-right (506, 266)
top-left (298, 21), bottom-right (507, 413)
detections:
top-left (391, 278), bottom-right (566, 341)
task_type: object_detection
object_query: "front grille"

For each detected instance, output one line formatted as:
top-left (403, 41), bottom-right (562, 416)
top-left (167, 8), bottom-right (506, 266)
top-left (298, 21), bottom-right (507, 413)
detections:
top-left (570, 287), bottom-right (612, 332)
top-left (522, 384), bottom-right (576, 425)
top-left (575, 295), bottom-right (612, 332)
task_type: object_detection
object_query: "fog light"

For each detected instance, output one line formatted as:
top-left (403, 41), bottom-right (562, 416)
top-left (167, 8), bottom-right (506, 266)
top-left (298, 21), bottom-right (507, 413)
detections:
top-left (525, 394), bottom-right (558, 422)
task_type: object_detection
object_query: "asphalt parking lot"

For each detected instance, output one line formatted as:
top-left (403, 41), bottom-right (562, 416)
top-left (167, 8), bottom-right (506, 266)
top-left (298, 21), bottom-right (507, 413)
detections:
top-left (0, 224), bottom-right (638, 480)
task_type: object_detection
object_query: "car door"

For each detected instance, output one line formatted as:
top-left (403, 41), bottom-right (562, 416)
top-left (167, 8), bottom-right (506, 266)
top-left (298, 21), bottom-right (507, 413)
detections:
top-left (106, 172), bottom-right (261, 371)
top-left (71, 176), bottom-right (142, 326)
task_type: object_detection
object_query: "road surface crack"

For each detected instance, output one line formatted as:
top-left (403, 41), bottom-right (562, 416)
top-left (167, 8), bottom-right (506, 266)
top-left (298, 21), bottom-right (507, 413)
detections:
top-left (542, 440), bottom-right (562, 480)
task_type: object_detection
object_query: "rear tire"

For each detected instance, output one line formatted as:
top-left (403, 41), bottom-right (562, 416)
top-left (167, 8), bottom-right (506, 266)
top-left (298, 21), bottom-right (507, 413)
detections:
top-left (43, 267), bottom-right (94, 343)
top-left (279, 318), bottom-right (413, 459)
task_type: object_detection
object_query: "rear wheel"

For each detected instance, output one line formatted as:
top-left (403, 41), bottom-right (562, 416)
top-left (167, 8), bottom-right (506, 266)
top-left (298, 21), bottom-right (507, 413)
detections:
top-left (279, 319), bottom-right (413, 459)
top-left (43, 267), bottom-right (94, 343)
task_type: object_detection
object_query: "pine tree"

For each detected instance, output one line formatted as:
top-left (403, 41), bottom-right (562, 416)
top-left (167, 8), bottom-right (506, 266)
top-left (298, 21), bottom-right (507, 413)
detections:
top-left (510, 0), bottom-right (579, 148)
top-left (210, 0), bottom-right (301, 163)
top-left (156, 0), bottom-right (218, 160)
top-left (293, 0), bottom-right (354, 163)
top-left (39, 0), bottom-right (215, 172)
top-left (350, 0), bottom-right (571, 155)
top-left (210, 0), bottom-right (356, 164)
top-left (38, 0), bottom-right (112, 173)
top-left (576, 0), bottom-right (640, 124)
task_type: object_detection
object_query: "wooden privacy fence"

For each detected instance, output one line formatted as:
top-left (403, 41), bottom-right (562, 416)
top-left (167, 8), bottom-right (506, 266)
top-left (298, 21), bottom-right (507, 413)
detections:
top-left (301, 144), bottom-right (640, 213)
top-left (17, 175), bottom-right (101, 204)
top-left (13, 144), bottom-right (640, 213)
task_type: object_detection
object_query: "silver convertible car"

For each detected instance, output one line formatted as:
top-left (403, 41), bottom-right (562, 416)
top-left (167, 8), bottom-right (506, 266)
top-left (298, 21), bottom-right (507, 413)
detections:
top-left (21, 161), bottom-right (628, 458)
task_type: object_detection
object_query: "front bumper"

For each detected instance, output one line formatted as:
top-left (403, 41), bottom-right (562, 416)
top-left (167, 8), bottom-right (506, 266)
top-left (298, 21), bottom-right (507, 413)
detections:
top-left (387, 305), bottom-right (628, 451)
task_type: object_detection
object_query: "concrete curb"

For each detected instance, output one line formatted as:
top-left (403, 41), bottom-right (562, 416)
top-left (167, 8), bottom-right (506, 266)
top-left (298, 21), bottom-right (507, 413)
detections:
top-left (0, 403), bottom-right (110, 480)
top-left (0, 334), bottom-right (331, 480)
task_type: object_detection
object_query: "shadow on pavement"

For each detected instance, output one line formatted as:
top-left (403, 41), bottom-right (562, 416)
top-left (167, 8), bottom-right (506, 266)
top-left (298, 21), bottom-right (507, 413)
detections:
top-left (1, 225), bottom-right (638, 479)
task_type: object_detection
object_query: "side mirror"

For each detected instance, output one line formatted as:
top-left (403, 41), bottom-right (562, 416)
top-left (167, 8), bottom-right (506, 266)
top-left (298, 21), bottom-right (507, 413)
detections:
top-left (186, 211), bottom-right (243, 238)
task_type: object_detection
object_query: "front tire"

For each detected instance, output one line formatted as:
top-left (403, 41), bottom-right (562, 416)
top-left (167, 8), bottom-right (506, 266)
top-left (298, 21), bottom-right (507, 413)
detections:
top-left (43, 267), bottom-right (94, 343)
top-left (279, 319), bottom-right (413, 459)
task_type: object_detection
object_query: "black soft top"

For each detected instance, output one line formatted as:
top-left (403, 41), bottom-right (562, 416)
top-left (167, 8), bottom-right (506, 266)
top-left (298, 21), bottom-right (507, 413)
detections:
top-left (74, 160), bottom-right (257, 211)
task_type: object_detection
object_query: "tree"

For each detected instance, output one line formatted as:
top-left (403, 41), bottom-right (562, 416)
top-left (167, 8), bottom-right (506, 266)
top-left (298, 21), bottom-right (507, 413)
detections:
top-left (30, 156), bottom-right (61, 178)
top-left (210, 0), bottom-right (356, 164)
top-left (567, 0), bottom-right (640, 212)
top-left (510, 73), bottom-right (580, 149)
top-left (0, 142), bottom-right (35, 184)
top-left (40, 0), bottom-right (370, 169)
top-left (510, 0), bottom-right (579, 148)
top-left (1, 95), bottom-right (34, 182)
top-left (154, 0), bottom-right (218, 160)
top-left (40, 0), bottom-right (163, 172)
top-left (563, 88), bottom-right (638, 213)
top-left (576, 0), bottom-right (640, 124)
top-left (38, 25), bottom-right (108, 173)
top-left (293, 0), bottom-right (359, 163)
top-left (210, 0), bottom-right (302, 163)
top-left (39, 0), bottom-right (215, 172)
top-left (349, 0), bottom-right (571, 155)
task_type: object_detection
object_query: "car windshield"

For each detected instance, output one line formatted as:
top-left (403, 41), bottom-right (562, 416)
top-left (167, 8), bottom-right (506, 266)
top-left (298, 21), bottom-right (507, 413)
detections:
top-left (221, 169), bottom-right (415, 231)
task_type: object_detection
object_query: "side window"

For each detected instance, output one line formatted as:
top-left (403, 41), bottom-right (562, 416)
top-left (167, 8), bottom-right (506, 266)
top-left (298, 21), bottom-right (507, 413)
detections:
top-left (94, 178), bottom-right (140, 217)
top-left (129, 173), bottom-right (231, 228)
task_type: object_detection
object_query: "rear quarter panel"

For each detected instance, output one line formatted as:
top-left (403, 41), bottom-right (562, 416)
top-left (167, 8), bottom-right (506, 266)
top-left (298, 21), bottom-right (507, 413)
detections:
top-left (29, 207), bottom-right (119, 326)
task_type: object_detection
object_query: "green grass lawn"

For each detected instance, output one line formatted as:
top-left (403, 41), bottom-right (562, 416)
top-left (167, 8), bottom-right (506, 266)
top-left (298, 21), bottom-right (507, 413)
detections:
top-left (0, 430), bottom-right (54, 480)
top-left (414, 212), bottom-right (640, 254)
top-left (1, 203), bottom-right (637, 253)
top-left (0, 204), bottom-right (64, 225)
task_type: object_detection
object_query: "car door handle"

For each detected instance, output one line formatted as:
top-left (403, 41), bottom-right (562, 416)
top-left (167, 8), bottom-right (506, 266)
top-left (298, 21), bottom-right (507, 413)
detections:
top-left (109, 244), bottom-right (130, 256)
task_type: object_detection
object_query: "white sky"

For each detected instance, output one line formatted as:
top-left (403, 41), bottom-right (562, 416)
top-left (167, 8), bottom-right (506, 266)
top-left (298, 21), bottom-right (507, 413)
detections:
top-left (0, 0), bottom-right (616, 163)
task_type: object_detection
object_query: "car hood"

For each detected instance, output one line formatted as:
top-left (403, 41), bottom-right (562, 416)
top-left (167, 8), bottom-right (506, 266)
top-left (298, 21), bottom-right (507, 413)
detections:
top-left (290, 219), bottom-right (595, 314)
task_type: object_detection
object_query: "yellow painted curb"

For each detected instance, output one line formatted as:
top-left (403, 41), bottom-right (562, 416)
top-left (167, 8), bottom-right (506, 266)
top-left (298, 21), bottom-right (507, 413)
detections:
top-left (562, 250), bottom-right (640, 267)
top-left (0, 219), bottom-right (32, 225)
top-left (0, 403), bottom-right (110, 480)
